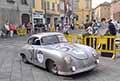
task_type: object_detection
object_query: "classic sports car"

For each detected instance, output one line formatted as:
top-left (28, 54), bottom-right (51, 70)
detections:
top-left (20, 32), bottom-right (99, 75)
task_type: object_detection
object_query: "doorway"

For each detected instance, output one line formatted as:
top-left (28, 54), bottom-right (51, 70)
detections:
top-left (22, 14), bottom-right (30, 25)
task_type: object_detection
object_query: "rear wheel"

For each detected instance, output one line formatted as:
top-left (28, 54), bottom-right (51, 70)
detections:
top-left (46, 60), bottom-right (58, 74)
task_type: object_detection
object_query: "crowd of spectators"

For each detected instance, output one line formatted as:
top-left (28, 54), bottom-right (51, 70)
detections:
top-left (84, 18), bottom-right (120, 36)
top-left (0, 18), bottom-right (120, 38)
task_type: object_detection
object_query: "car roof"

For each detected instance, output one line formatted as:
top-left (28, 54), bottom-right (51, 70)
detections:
top-left (31, 32), bottom-right (63, 39)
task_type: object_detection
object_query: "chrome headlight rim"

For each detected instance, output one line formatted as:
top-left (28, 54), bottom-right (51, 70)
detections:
top-left (64, 55), bottom-right (72, 64)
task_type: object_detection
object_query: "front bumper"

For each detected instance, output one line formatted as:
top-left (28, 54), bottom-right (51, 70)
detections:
top-left (58, 64), bottom-right (97, 76)
top-left (57, 58), bottom-right (99, 76)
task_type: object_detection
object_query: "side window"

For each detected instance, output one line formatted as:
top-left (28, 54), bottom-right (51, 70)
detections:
top-left (41, 35), bottom-right (59, 45)
top-left (28, 38), bottom-right (33, 45)
top-left (41, 38), bottom-right (44, 44)
top-left (27, 37), bottom-right (40, 45)
top-left (34, 39), bottom-right (41, 45)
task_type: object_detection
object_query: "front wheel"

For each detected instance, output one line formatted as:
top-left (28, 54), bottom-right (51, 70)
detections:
top-left (21, 54), bottom-right (29, 63)
top-left (46, 60), bottom-right (58, 74)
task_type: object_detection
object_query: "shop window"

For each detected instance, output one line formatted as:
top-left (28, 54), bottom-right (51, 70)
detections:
top-left (57, 4), bottom-right (59, 11)
top-left (47, 2), bottom-right (50, 10)
top-left (41, 0), bottom-right (45, 10)
top-left (32, 0), bottom-right (35, 8)
top-left (86, 0), bottom-right (89, 8)
top-left (52, 3), bottom-right (55, 11)
top-left (86, 15), bottom-right (89, 22)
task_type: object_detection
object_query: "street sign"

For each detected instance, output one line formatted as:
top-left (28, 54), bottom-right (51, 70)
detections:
top-left (32, 13), bottom-right (44, 18)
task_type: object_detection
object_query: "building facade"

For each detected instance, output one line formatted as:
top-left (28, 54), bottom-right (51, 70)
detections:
top-left (77, 0), bottom-right (92, 24)
top-left (111, 0), bottom-right (120, 21)
top-left (94, 2), bottom-right (111, 22)
top-left (69, 0), bottom-right (79, 13)
top-left (32, 0), bottom-right (60, 27)
top-left (0, 0), bottom-right (32, 27)
top-left (68, 0), bottom-right (79, 25)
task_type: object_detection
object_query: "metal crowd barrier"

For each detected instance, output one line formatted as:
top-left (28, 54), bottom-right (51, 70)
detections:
top-left (115, 37), bottom-right (120, 55)
top-left (50, 26), bottom-right (55, 32)
top-left (65, 34), bottom-right (120, 59)
top-left (64, 34), bottom-right (83, 44)
top-left (16, 28), bottom-right (27, 36)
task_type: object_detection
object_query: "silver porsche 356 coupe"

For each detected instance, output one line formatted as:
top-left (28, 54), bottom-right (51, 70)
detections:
top-left (20, 32), bottom-right (99, 75)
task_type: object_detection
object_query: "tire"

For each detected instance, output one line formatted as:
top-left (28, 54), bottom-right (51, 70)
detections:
top-left (46, 60), bottom-right (58, 74)
top-left (20, 54), bottom-right (29, 63)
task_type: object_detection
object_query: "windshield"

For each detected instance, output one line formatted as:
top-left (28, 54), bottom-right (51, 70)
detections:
top-left (41, 35), bottom-right (67, 45)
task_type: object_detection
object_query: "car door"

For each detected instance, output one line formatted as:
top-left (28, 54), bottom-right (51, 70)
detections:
top-left (27, 37), bottom-right (39, 63)
top-left (31, 38), bottom-right (45, 67)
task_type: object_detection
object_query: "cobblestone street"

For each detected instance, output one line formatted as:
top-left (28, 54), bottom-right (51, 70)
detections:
top-left (0, 36), bottom-right (120, 81)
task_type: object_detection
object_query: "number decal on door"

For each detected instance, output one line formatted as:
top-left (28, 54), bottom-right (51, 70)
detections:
top-left (37, 52), bottom-right (44, 63)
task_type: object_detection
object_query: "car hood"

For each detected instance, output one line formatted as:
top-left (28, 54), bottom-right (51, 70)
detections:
top-left (43, 43), bottom-right (92, 59)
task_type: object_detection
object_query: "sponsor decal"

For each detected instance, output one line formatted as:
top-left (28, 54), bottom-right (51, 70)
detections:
top-left (72, 49), bottom-right (84, 55)
top-left (61, 47), bottom-right (70, 51)
top-left (55, 44), bottom-right (72, 51)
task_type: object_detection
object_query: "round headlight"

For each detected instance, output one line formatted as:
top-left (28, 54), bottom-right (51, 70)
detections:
top-left (64, 56), bottom-right (72, 64)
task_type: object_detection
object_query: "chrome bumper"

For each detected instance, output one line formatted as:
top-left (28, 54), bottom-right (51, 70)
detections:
top-left (58, 64), bottom-right (97, 76)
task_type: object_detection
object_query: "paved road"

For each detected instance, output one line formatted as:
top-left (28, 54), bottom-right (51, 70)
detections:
top-left (0, 36), bottom-right (120, 81)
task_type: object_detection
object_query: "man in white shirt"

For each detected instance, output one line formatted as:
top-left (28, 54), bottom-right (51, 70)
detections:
top-left (4, 22), bottom-right (10, 31)
top-left (4, 22), bottom-right (10, 37)
top-left (86, 23), bottom-right (93, 35)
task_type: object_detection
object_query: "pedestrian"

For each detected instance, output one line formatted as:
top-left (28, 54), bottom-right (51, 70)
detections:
top-left (92, 20), bottom-right (97, 28)
top-left (92, 20), bottom-right (99, 34)
top-left (55, 24), bottom-right (57, 32)
top-left (22, 23), bottom-right (26, 28)
top-left (12, 24), bottom-right (17, 34)
top-left (70, 23), bottom-right (74, 30)
top-left (9, 23), bottom-right (14, 37)
top-left (117, 21), bottom-right (120, 33)
top-left (27, 22), bottom-right (32, 35)
top-left (41, 24), bottom-right (45, 32)
top-left (59, 23), bottom-right (62, 31)
top-left (47, 24), bottom-right (50, 32)
top-left (116, 21), bottom-right (120, 33)
top-left (34, 23), bottom-right (42, 33)
top-left (4, 21), bottom-right (10, 37)
top-left (1, 25), bottom-right (6, 37)
top-left (34, 23), bottom-right (38, 34)
top-left (44, 24), bottom-right (48, 32)
top-left (84, 23), bottom-right (89, 29)
top-left (107, 19), bottom-right (116, 35)
top-left (97, 18), bottom-right (108, 35)
top-left (86, 23), bottom-right (93, 35)
top-left (63, 24), bottom-right (70, 35)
